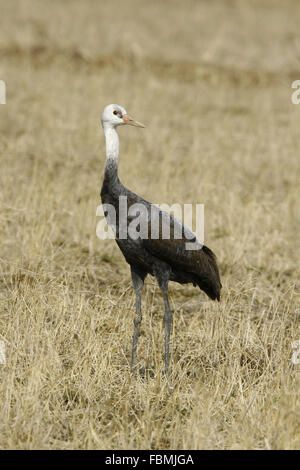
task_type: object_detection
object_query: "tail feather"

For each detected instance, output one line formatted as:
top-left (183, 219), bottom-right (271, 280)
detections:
top-left (197, 245), bottom-right (222, 301)
top-left (197, 276), bottom-right (221, 301)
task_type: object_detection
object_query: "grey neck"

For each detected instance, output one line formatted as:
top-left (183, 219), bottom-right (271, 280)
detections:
top-left (103, 124), bottom-right (119, 182)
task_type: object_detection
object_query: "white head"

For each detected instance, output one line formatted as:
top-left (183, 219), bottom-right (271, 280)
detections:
top-left (101, 104), bottom-right (145, 129)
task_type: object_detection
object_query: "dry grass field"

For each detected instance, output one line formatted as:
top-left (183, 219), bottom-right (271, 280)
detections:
top-left (0, 0), bottom-right (300, 450)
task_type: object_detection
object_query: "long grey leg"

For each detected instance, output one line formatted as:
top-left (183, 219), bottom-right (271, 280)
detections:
top-left (154, 265), bottom-right (173, 374)
top-left (162, 289), bottom-right (173, 374)
top-left (130, 266), bottom-right (146, 369)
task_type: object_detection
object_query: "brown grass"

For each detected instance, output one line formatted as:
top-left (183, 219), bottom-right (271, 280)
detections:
top-left (0, 0), bottom-right (299, 449)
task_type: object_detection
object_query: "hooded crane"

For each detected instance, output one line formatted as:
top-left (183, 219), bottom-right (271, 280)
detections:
top-left (100, 104), bottom-right (221, 373)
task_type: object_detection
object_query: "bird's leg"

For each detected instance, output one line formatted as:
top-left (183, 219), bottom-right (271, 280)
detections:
top-left (162, 289), bottom-right (173, 374)
top-left (130, 267), bottom-right (145, 369)
top-left (154, 266), bottom-right (173, 374)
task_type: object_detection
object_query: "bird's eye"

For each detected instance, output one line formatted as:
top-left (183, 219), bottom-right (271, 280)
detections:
top-left (113, 110), bottom-right (118, 115)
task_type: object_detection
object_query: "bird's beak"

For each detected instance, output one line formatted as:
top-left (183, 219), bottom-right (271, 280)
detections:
top-left (122, 114), bottom-right (146, 128)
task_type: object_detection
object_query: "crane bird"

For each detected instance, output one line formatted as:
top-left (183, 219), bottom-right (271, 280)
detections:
top-left (100, 104), bottom-right (221, 373)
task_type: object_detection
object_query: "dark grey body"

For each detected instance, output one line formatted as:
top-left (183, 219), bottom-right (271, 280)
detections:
top-left (101, 160), bottom-right (221, 372)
